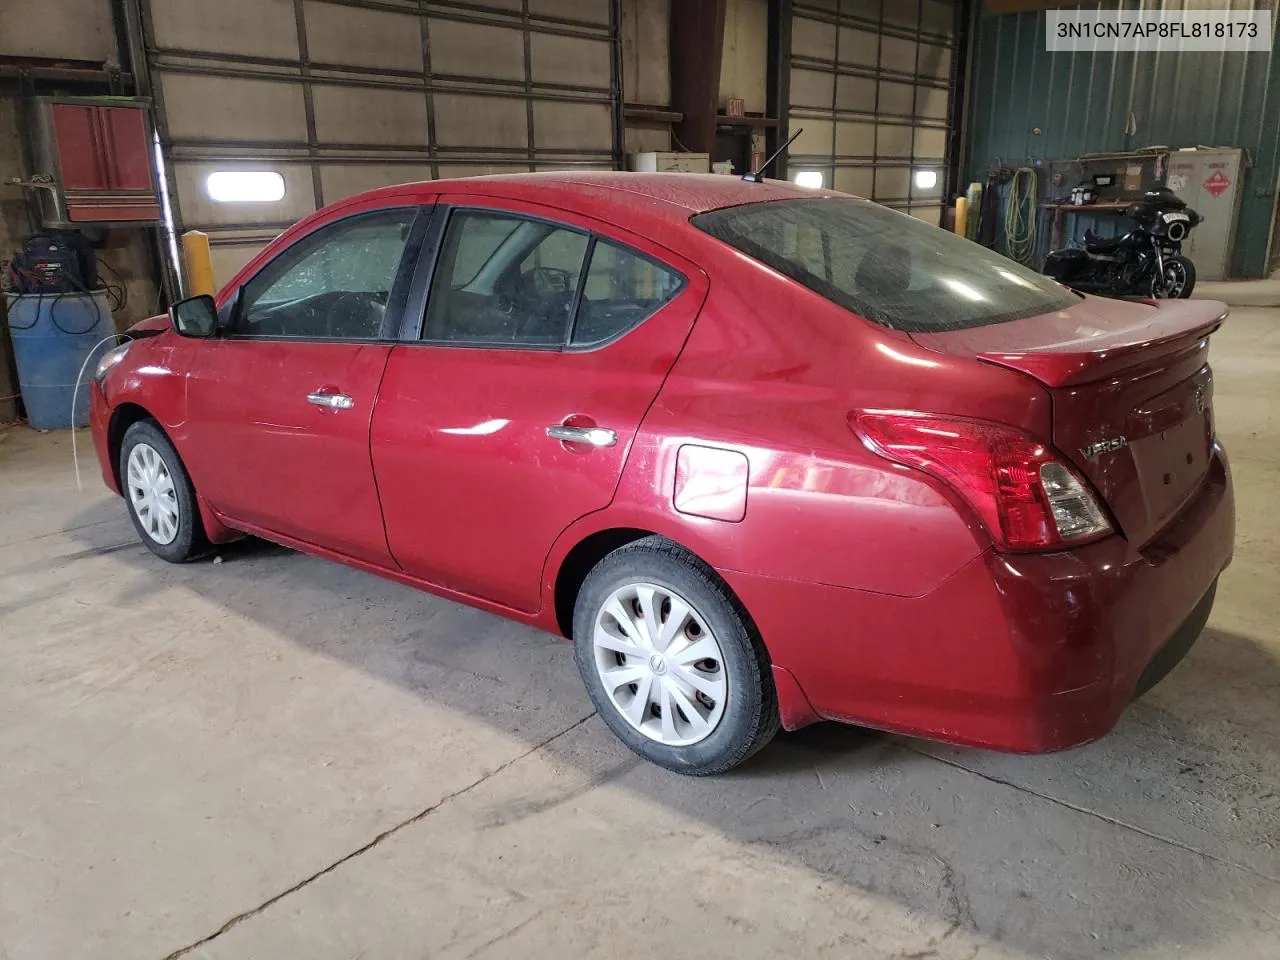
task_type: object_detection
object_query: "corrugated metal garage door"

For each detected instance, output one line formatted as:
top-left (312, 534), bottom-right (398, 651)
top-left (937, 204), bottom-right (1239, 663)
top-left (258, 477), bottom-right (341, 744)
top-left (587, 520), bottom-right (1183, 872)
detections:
top-left (787, 0), bottom-right (955, 224)
top-left (141, 0), bottom-right (621, 281)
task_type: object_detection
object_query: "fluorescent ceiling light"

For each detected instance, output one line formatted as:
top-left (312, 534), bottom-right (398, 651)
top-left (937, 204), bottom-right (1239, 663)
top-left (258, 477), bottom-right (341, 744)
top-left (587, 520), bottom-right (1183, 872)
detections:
top-left (206, 171), bottom-right (285, 203)
top-left (914, 169), bottom-right (938, 190)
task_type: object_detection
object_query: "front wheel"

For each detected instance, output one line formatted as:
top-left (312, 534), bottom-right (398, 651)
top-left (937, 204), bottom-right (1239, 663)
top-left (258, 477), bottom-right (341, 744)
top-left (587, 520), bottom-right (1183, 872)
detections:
top-left (119, 420), bottom-right (210, 563)
top-left (572, 536), bottom-right (779, 776)
top-left (1152, 255), bottom-right (1196, 299)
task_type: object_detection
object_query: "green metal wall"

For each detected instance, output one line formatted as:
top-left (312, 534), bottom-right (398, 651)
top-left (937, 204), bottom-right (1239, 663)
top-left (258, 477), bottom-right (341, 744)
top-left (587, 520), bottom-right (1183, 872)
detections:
top-left (966, 0), bottom-right (1280, 277)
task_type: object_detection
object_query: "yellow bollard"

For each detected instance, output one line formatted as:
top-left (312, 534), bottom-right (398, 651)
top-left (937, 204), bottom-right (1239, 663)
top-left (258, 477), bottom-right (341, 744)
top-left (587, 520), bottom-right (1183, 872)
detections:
top-left (965, 182), bottom-right (984, 239)
top-left (181, 230), bottom-right (216, 298)
top-left (953, 197), bottom-right (969, 237)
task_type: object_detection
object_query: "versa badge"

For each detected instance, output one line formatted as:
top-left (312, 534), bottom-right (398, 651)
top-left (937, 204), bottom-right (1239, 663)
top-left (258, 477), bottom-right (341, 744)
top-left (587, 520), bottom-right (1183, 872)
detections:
top-left (1080, 436), bottom-right (1129, 460)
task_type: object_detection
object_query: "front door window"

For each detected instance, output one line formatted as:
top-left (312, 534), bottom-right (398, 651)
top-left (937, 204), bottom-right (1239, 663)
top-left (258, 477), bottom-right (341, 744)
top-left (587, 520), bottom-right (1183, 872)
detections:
top-left (236, 208), bottom-right (418, 340)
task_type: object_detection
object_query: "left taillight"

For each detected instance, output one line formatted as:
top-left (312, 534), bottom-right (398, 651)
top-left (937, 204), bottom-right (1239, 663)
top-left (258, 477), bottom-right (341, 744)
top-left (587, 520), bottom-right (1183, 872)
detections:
top-left (851, 410), bottom-right (1113, 552)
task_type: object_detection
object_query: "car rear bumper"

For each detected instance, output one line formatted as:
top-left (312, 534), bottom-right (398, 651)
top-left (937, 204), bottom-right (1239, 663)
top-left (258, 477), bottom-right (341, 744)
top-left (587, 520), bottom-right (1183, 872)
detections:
top-left (88, 381), bottom-right (120, 495)
top-left (724, 443), bottom-right (1235, 752)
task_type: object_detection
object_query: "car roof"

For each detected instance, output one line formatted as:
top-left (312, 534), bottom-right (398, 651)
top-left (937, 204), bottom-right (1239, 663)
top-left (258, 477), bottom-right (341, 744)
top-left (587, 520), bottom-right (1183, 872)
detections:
top-left (358, 171), bottom-right (845, 227)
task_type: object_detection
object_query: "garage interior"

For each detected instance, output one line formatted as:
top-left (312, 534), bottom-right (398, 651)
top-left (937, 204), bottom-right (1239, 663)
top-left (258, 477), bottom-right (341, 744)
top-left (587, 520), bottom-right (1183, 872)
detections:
top-left (2, 1), bottom-right (1280, 958)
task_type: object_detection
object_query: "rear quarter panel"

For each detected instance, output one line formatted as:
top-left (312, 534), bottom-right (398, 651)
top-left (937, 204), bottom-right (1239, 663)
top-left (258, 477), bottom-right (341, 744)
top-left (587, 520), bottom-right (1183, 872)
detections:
top-left (545, 233), bottom-right (1056, 601)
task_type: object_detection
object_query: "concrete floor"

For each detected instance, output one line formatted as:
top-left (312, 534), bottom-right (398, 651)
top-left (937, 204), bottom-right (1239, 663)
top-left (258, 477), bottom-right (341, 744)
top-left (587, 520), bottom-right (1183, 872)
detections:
top-left (2, 300), bottom-right (1279, 960)
top-left (1196, 278), bottom-right (1280, 307)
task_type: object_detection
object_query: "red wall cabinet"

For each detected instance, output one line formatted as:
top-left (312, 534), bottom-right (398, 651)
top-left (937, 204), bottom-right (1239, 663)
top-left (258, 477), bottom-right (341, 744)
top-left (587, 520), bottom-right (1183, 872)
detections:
top-left (28, 97), bottom-right (162, 227)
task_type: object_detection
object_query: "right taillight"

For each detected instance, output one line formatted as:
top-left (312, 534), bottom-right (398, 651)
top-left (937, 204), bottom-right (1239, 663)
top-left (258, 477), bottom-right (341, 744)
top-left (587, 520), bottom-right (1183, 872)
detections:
top-left (851, 411), bottom-right (1113, 552)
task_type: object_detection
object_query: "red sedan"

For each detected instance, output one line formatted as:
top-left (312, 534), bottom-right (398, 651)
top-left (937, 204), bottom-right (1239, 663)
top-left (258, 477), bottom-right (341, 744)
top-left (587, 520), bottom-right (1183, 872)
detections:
top-left (89, 173), bottom-right (1235, 775)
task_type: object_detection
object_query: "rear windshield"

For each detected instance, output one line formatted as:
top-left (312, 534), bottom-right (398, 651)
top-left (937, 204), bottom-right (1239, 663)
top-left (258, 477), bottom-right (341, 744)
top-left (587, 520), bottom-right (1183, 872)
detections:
top-left (692, 197), bottom-right (1077, 333)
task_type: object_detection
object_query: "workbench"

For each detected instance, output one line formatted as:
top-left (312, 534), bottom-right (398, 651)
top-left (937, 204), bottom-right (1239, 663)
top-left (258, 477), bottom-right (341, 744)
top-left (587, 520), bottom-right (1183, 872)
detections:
top-left (1039, 201), bottom-right (1132, 250)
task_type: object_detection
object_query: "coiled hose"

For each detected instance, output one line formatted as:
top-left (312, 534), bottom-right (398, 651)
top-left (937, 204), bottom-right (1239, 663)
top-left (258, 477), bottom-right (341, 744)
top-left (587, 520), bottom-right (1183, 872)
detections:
top-left (1004, 166), bottom-right (1039, 265)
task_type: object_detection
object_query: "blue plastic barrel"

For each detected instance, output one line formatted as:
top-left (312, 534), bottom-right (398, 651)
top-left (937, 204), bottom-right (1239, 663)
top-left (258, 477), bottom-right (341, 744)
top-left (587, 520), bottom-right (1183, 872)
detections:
top-left (4, 291), bottom-right (117, 429)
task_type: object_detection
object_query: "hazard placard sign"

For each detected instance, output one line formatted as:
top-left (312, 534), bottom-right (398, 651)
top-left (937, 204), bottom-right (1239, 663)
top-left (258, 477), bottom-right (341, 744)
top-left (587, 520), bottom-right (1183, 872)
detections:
top-left (1203, 170), bottom-right (1231, 198)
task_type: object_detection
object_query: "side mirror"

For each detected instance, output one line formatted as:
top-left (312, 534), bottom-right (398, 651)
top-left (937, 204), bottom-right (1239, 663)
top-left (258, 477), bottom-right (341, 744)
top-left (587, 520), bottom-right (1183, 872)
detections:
top-left (170, 294), bottom-right (218, 338)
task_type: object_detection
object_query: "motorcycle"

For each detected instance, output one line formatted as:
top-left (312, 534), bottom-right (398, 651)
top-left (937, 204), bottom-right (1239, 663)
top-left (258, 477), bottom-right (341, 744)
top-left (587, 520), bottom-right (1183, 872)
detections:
top-left (1042, 187), bottom-right (1202, 299)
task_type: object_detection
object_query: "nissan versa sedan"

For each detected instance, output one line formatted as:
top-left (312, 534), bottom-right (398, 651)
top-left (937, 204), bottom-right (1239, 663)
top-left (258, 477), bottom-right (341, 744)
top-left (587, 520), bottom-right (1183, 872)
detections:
top-left (90, 173), bottom-right (1235, 775)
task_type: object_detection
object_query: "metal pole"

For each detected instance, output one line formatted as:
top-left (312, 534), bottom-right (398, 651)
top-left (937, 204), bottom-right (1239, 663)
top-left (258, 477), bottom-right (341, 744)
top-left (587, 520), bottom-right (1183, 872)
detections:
top-left (766, 0), bottom-right (793, 180)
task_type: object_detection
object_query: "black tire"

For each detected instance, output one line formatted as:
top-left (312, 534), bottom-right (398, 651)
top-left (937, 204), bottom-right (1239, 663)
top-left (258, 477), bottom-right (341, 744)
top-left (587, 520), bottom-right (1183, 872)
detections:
top-left (1153, 254), bottom-right (1196, 299)
top-left (118, 420), bottom-right (211, 563)
top-left (1171, 255), bottom-right (1196, 299)
top-left (572, 536), bottom-right (780, 775)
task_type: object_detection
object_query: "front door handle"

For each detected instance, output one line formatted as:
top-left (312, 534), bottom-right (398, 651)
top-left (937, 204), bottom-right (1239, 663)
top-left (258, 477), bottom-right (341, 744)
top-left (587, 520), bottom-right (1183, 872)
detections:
top-left (307, 392), bottom-right (355, 410)
top-left (547, 423), bottom-right (617, 447)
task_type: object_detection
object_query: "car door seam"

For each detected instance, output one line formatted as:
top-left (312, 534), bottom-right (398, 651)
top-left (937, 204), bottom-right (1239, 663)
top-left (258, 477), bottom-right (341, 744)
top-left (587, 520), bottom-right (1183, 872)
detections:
top-left (532, 273), bottom-right (713, 612)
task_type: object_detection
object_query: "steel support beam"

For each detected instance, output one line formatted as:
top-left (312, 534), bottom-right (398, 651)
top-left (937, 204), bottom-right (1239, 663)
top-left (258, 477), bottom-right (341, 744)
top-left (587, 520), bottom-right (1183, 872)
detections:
top-left (670, 0), bottom-right (727, 155)
top-left (945, 0), bottom-right (979, 206)
top-left (765, 0), bottom-right (793, 179)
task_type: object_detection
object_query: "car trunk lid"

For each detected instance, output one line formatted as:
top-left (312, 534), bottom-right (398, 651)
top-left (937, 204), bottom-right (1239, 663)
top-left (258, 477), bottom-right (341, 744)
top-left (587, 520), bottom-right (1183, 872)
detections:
top-left (911, 296), bottom-right (1226, 547)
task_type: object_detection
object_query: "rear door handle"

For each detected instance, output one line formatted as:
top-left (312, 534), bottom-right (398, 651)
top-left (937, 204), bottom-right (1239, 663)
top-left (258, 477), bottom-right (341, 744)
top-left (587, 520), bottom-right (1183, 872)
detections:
top-left (547, 424), bottom-right (617, 447)
top-left (307, 392), bottom-right (355, 410)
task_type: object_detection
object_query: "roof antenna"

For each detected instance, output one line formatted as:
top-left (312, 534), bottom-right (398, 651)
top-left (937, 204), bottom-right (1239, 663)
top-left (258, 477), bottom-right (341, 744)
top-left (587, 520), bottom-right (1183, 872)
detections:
top-left (742, 128), bottom-right (803, 183)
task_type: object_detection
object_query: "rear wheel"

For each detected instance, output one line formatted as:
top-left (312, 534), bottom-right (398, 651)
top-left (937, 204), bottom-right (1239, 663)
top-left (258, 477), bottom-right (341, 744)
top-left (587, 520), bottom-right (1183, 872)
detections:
top-left (119, 420), bottom-right (210, 563)
top-left (1152, 255), bottom-right (1196, 299)
top-left (572, 536), bottom-right (779, 775)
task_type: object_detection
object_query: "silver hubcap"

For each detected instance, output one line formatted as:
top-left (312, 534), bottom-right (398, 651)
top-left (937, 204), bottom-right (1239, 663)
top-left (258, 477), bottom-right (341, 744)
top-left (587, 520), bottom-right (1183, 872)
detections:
top-left (126, 443), bottom-right (180, 545)
top-left (592, 582), bottom-right (728, 746)
top-left (1157, 262), bottom-right (1187, 298)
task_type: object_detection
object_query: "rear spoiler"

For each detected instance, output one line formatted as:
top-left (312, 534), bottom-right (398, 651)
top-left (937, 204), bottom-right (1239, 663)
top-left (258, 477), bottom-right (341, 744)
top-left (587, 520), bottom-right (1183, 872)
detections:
top-left (974, 302), bottom-right (1227, 388)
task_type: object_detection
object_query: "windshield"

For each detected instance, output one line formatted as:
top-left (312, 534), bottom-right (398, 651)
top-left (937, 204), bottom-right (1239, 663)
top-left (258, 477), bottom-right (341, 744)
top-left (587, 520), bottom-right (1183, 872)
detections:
top-left (692, 197), bottom-right (1077, 333)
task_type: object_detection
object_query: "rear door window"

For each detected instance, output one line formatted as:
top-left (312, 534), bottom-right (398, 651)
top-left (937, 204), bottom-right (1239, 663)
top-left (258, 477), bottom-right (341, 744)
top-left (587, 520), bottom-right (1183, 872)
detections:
top-left (420, 207), bottom-right (685, 348)
top-left (572, 240), bottom-right (684, 346)
top-left (424, 210), bottom-right (589, 346)
top-left (692, 198), bottom-right (1077, 332)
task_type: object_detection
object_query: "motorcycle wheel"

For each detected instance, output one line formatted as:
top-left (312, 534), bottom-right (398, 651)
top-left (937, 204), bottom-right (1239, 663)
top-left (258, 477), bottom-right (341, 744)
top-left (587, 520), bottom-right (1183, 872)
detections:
top-left (1152, 255), bottom-right (1196, 299)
